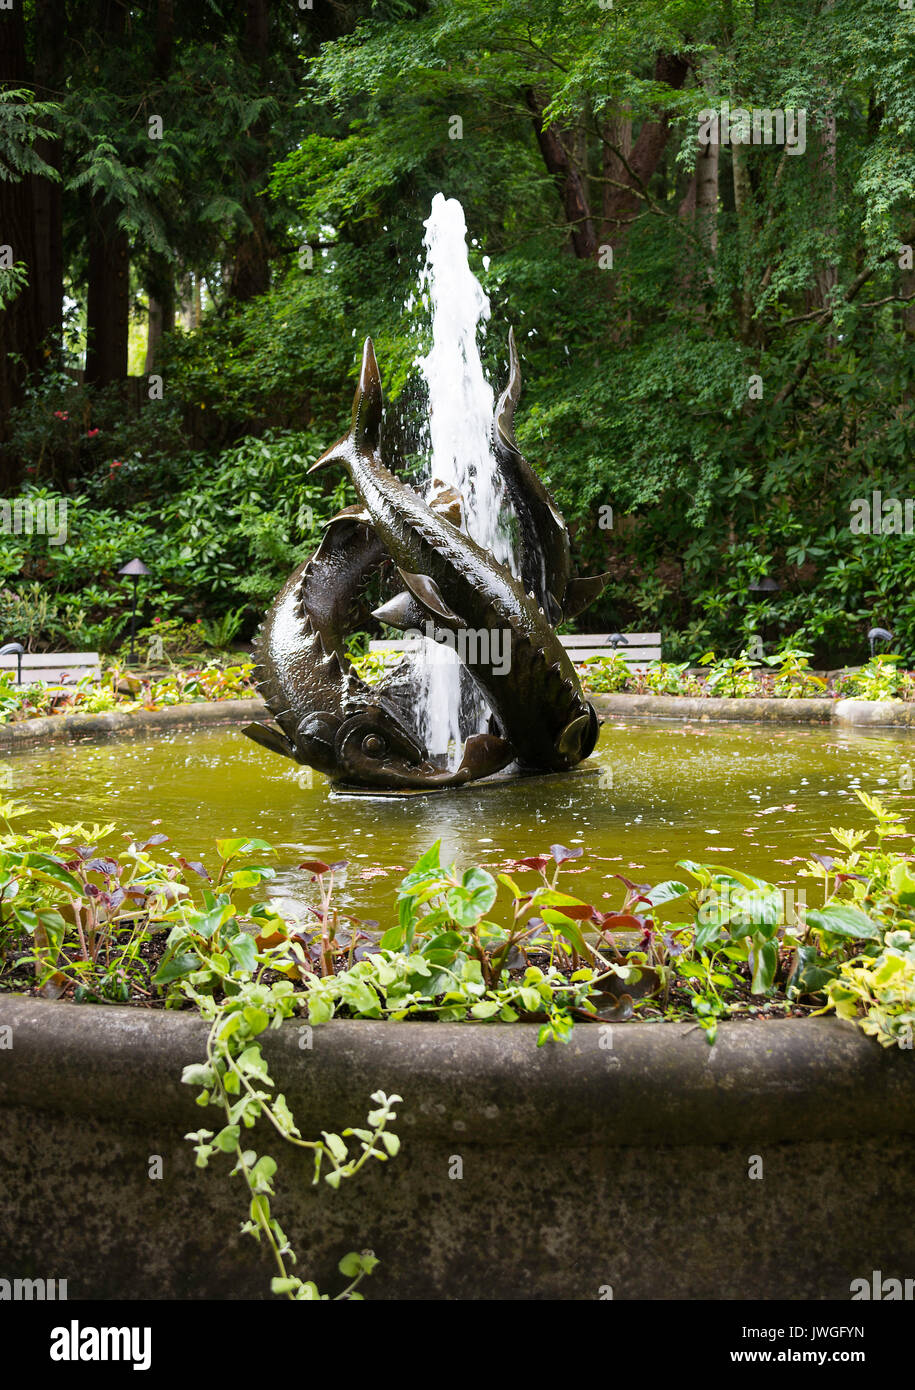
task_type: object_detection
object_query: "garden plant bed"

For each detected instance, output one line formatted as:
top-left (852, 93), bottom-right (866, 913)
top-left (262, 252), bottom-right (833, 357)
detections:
top-left (0, 696), bottom-right (267, 748)
top-left (1, 714), bottom-right (914, 1301)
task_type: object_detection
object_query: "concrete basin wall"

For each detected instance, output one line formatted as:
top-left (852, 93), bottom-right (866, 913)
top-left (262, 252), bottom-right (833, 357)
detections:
top-left (3, 693), bottom-right (915, 754)
top-left (0, 1000), bottom-right (912, 1300)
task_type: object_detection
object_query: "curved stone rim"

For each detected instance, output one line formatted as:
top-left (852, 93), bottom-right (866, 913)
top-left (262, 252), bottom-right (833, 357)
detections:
top-left (0, 697), bottom-right (269, 749)
top-left (2, 693), bottom-right (913, 752)
top-left (1, 997), bottom-right (912, 1146)
top-left (593, 693), bottom-right (915, 727)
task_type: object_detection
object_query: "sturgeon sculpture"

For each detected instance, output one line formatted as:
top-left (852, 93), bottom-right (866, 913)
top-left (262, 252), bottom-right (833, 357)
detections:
top-left (309, 338), bottom-right (601, 773)
top-left (242, 499), bottom-right (512, 789)
top-left (244, 333), bottom-right (607, 789)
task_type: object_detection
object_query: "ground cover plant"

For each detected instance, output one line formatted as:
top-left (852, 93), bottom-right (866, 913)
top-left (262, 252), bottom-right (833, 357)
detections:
top-left (0, 662), bottom-right (255, 724)
top-left (577, 652), bottom-right (915, 701)
top-left (1, 794), bottom-right (911, 1050)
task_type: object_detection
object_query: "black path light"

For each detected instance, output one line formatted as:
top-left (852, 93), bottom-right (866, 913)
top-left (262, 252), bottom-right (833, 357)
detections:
top-left (118, 558), bottom-right (150, 665)
top-left (748, 576), bottom-right (782, 650)
top-left (868, 626), bottom-right (893, 659)
top-left (0, 642), bottom-right (24, 685)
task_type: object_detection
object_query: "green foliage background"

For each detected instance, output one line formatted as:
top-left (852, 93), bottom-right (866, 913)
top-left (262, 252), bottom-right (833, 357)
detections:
top-left (3, 0), bottom-right (915, 661)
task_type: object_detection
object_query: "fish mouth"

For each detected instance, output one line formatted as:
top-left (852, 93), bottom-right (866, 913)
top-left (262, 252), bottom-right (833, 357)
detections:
top-left (379, 732), bottom-right (514, 788)
top-left (338, 731), bottom-right (515, 790)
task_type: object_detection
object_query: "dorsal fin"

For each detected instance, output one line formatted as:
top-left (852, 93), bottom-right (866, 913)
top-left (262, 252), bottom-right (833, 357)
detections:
top-left (351, 336), bottom-right (383, 452)
top-left (562, 573), bottom-right (611, 622)
top-left (309, 337), bottom-right (384, 473)
top-left (494, 325), bottom-right (522, 454)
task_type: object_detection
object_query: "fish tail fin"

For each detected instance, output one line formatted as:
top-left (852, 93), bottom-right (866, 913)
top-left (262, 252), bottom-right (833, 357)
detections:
top-left (309, 337), bottom-right (384, 473)
top-left (308, 440), bottom-right (347, 474)
top-left (352, 336), bottom-right (383, 450)
top-left (494, 325), bottom-right (522, 454)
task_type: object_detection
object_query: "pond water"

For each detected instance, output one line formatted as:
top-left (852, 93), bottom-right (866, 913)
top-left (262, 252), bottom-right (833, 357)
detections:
top-left (11, 716), bottom-right (915, 919)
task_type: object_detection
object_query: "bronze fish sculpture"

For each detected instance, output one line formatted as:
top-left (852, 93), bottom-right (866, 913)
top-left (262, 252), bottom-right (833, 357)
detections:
top-left (242, 496), bottom-right (512, 789)
top-left (309, 339), bottom-right (601, 773)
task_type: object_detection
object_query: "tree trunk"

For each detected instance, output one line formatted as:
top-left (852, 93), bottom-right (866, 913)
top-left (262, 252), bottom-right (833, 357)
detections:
top-left (0, 3), bottom-right (43, 457)
top-left (228, 0), bottom-right (272, 301)
top-left (731, 141), bottom-right (755, 340)
top-left (599, 53), bottom-right (690, 248)
top-left (31, 140), bottom-right (63, 352)
top-left (144, 276), bottom-right (174, 373)
top-left (84, 0), bottom-right (129, 390)
top-left (694, 135), bottom-right (720, 259)
top-left (814, 1), bottom-right (838, 315)
top-left (144, 250), bottom-right (174, 369)
top-left (814, 109), bottom-right (838, 311)
top-left (145, 2), bottom-right (175, 371)
top-left (903, 264), bottom-right (915, 340)
top-left (31, 0), bottom-right (65, 354)
top-left (678, 134), bottom-right (719, 305)
top-left (85, 197), bottom-right (130, 389)
top-left (599, 109), bottom-right (632, 253)
top-left (525, 91), bottom-right (597, 260)
top-left (155, 0), bottom-right (174, 76)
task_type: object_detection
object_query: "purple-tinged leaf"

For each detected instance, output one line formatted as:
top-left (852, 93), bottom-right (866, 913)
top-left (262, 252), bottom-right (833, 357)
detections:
top-left (810, 854), bottom-right (835, 872)
top-left (550, 844), bottom-right (584, 865)
top-left (86, 858), bottom-right (120, 877)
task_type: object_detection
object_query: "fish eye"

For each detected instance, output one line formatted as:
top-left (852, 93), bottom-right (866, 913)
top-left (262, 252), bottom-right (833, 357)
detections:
top-left (362, 734), bottom-right (387, 757)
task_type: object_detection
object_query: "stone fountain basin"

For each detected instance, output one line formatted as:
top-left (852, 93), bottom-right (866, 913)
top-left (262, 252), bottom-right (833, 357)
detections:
top-left (1, 999), bottom-right (913, 1300)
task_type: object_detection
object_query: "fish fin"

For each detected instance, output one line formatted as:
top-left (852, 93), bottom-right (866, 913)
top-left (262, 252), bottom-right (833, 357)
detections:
top-left (327, 502), bottom-right (371, 524)
top-left (581, 703), bottom-right (601, 759)
top-left (494, 325), bottom-right (522, 454)
top-left (308, 337), bottom-right (384, 473)
top-left (308, 436), bottom-right (348, 474)
top-left (554, 711), bottom-right (592, 765)
top-left (397, 569), bottom-right (462, 627)
top-left (562, 573), bottom-right (611, 621)
top-left (546, 590), bottom-right (564, 625)
top-left (372, 590), bottom-right (425, 631)
top-left (352, 336), bottom-right (383, 451)
top-left (456, 732), bottom-right (515, 781)
top-left (242, 722), bottom-right (299, 762)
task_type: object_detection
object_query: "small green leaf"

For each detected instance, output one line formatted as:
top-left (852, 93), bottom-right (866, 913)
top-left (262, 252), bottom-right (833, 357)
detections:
top-left (806, 904), bottom-right (880, 941)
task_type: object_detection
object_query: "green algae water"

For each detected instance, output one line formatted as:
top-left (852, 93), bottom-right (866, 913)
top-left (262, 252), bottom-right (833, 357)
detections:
top-left (11, 716), bottom-right (915, 919)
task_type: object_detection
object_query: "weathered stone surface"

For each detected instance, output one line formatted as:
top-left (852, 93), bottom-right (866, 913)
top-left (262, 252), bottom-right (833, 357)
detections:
top-left (834, 698), bottom-right (915, 727)
top-left (592, 694), bottom-right (835, 724)
top-left (0, 1001), bottom-right (912, 1299)
top-left (0, 698), bottom-right (268, 748)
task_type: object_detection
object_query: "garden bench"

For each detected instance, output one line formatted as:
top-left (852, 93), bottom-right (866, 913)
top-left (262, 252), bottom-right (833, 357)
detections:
top-left (368, 632), bottom-right (662, 670)
top-left (0, 650), bottom-right (101, 686)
